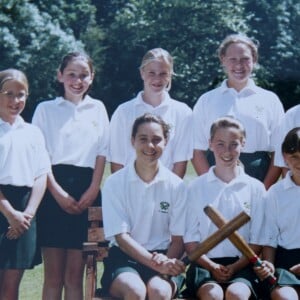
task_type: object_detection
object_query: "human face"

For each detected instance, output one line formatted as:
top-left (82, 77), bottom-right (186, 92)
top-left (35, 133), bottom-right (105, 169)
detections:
top-left (209, 127), bottom-right (245, 169)
top-left (131, 122), bottom-right (166, 165)
top-left (0, 80), bottom-right (27, 124)
top-left (140, 60), bottom-right (171, 94)
top-left (283, 152), bottom-right (300, 185)
top-left (221, 42), bottom-right (255, 91)
top-left (57, 58), bottom-right (94, 102)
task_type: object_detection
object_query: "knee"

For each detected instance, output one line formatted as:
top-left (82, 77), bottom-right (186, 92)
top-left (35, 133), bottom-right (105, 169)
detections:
top-left (271, 286), bottom-right (298, 300)
top-left (148, 282), bottom-right (172, 300)
top-left (225, 282), bottom-right (251, 300)
top-left (123, 285), bottom-right (147, 299)
top-left (197, 283), bottom-right (223, 300)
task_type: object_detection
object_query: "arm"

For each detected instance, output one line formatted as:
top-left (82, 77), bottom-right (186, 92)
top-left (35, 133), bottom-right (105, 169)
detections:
top-left (116, 232), bottom-right (185, 276)
top-left (191, 149), bottom-right (210, 175)
top-left (78, 155), bottom-right (106, 210)
top-left (3, 173), bottom-right (47, 239)
top-left (166, 235), bottom-right (185, 259)
top-left (110, 162), bottom-right (124, 174)
top-left (172, 161), bottom-right (187, 179)
top-left (263, 153), bottom-right (282, 190)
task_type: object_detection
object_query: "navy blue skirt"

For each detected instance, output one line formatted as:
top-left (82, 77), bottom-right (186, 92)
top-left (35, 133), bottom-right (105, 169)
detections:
top-left (37, 164), bottom-right (101, 249)
top-left (0, 185), bottom-right (41, 269)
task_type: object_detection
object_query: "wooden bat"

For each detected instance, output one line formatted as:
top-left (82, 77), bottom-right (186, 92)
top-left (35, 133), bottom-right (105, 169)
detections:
top-left (182, 210), bottom-right (250, 265)
top-left (204, 205), bottom-right (277, 286)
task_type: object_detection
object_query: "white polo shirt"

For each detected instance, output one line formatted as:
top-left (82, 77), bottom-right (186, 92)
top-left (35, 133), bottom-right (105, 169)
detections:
top-left (102, 161), bottom-right (187, 251)
top-left (273, 105), bottom-right (300, 167)
top-left (193, 79), bottom-right (284, 152)
top-left (0, 116), bottom-right (50, 187)
top-left (184, 166), bottom-right (266, 258)
top-left (108, 91), bottom-right (193, 170)
top-left (32, 96), bottom-right (109, 168)
top-left (263, 172), bottom-right (300, 249)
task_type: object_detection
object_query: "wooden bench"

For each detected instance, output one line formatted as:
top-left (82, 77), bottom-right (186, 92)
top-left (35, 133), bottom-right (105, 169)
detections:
top-left (82, 206), bottom-right (195, 300)
top-left (82, 206), bottom-right (112, 300)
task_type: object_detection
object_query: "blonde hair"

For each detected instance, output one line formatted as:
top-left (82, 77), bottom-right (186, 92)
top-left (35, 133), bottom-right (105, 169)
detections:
top-left (218, 34), bottom-right (259, 63)
top-left (0, 68), bottom-right (29, 94)
top-left (139, 48), bottom-right (174, 91)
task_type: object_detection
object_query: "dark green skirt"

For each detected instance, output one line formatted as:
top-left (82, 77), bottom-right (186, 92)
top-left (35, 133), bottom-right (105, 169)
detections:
top-left (0, 185), bottom-right (40, 269)
top-left (37, 164), bottom-right (101, 249)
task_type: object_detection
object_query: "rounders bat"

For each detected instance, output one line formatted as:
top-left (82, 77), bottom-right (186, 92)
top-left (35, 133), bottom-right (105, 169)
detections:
top-left (182, 210), bottom-right (250, 265)
top-left (204, 205), bottom-right (277, 286)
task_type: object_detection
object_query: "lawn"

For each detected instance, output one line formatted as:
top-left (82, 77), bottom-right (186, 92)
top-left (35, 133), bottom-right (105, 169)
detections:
top-left (20, 162), bottom-right (197, 299)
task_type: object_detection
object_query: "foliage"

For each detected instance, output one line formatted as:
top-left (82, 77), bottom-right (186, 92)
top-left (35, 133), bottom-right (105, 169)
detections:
top-left (0, 0), bottom-right (299, 118)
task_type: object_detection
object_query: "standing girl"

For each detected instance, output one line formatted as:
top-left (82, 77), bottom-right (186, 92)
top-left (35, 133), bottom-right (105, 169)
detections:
top-left (32, 52), bottom-right (109, 300)
top-left (185, 116), bottom-right (266, 300)
top-left (0, 69), bottom-right (50, 299)
top-left (102, 113), bottom-right (186, 299)
top-left (261, 127), bottom-right (300, 299)
top-left (109, 48), bottom-right (192, 178)
top-left (192, 34), bottom-right (284, 188)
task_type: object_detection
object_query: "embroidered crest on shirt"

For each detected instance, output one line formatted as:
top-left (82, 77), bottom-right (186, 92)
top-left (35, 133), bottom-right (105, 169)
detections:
top-left (159, 201), bottom-right (170, 213)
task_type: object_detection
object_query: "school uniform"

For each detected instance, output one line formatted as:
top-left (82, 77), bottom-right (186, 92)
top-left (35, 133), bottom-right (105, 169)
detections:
top-left (101, 161), bottom-right (187, 289)
top-left (193, 79), bottom-right (284, 180)
top-left (273, 104), bottom-right (300, 167)
top-left (32, 96), bottom-right (109, 249)
top-left (263, 172), bottom-right (300, 286)
top-left (0, 116), bottom-right (50, 269)
top-left (184, 166), bottom-right (266, 297)
top-left (108, 90), bottom-right (193, 170)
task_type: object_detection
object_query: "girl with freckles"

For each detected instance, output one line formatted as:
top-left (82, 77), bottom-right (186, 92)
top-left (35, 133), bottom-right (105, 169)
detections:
top-left (184, 116), bottom-right (266, 300)
top-left (101, 113), bottom-right (186, 300)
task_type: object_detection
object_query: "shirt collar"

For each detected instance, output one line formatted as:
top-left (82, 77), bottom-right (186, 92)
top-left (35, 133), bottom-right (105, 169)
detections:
top-left (283, 171), bottom-right (300, 190)
top-left (207, 165), bottom-right (248, 186)
top-left (0, 115), bottom-right (25, 129)
top-left (128, 160), bottom-right (167, 185)
top-left (56, 95), bottom-right (93, 108)
top-left (134, 90), bottom-right (171, 108)
top-left (219, 79), bottom-right (258, 95)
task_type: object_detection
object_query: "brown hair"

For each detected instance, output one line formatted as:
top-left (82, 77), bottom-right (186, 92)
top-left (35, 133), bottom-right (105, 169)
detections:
top-left (218, 34), bottom-right (259, 63)
top-left (210, 116), bottom-right (246, 141)
top-left (282, 127), bottom-right (300, 154)
top-left (131, 113), bottom-right (171, 140)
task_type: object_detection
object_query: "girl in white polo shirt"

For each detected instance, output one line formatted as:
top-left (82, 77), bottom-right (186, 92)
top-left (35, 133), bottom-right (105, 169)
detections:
top-left (109, 48), bottom-right (192, 178)
top-left (101, 113), bottom-right (186, 299)
top-left (185, 116), bottom-right (266, 300)
top-left (192, 34), bottom-right (284, 189)
top-left (32, 52), bottom-right (109, 300)
top-left (260, 127), bottom-right (300, 299)
top-left (0, 69), bottom-right (50, 299)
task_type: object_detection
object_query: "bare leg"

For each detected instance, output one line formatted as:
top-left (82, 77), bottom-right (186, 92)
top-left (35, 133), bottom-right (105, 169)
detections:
top-left (147, 275), bottom-right (173, 300)
top-left (225, 282), bottom-right (251, 300)
top-left (0, 269), bottom-right (24, 300)
top-left (42, 247), bottom-right (66, 300)
top-left (197, 282), bottom-right (223, 300)
top-left (110, 272), bottom-right (146, 300)
top-left (64, 249), bottom-right (85, 300)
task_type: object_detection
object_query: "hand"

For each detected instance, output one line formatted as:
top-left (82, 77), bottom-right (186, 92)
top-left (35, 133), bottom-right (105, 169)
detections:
top-left (55, 193), bottom-right (81, 215)
top-left (253, 260), bottom-right (275, 281)
top-left (211, 263), bottom-right (231, 282)
top-left (290, 264), bottom-right (300, 276)
top-left (151, 252), bottom-right (168, 266)
top-left (7, 211), bottom-right (32, 236)
top-left (159, 258), bottom-right (185, 276)
top-left (78, 185), bottom-right (99, 211)
top-left (6, 227), bottom-right (22, 240)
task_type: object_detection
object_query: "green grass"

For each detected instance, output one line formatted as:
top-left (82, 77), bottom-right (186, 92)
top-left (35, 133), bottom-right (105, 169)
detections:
top-left (20, 162), bottom-right (197, 299)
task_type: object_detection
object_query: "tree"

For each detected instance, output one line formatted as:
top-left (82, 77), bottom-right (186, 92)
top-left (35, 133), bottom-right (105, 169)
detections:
top-left (245, 0), bottom-right (300, 109)
top-left (94, 0), bottom-right (250, 115)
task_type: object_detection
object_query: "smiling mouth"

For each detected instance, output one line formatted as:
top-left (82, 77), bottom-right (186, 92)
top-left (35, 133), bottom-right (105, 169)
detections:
top-left (143, 150), bottom-right (156, 156)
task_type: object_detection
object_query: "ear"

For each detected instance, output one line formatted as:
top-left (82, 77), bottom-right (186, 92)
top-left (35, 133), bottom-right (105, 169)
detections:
top-left (140, 68), bottom-right (145, 81)
top-left (131, 136), bottom-right (135, 147)
top-left (57, 70), bottom-right (63, 83)
top-left (89, 72), bottom-right (95, 84)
